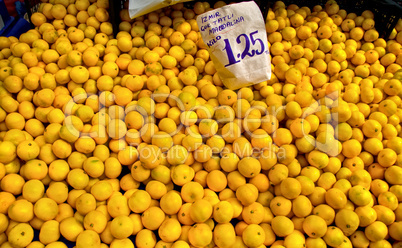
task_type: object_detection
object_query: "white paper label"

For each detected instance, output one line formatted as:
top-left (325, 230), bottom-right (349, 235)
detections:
top-left (196, 1), bottom-right (271, 90)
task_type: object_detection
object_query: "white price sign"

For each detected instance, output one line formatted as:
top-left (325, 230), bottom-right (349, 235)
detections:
top-left (197, 1), bottom-right (271, 90)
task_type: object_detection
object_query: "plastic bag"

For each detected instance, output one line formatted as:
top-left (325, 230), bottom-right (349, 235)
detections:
top-left (128, 0), bottom-right (193, 19)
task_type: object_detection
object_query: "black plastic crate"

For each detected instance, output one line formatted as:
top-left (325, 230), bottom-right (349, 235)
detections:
top-left (22, 0), bottom-right (402, 39)
top-left (280, 0), bottom-right (401, 38)
top-left (24, 0), bottom-right (41, 28)
top-left (24, 0), bottom-right (119, 34)
top-left (367, 0), bottom-right (402, 38)
top-left (329, 0), bottom-right (401, 38)
top-left (111, 0), bottom-right (401, 39)
top-left (108, 0), bottom-right (124, 37)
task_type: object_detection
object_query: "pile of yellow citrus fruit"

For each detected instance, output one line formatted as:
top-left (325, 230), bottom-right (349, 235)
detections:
top-left (0, 0), bottom-right (401, 247)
